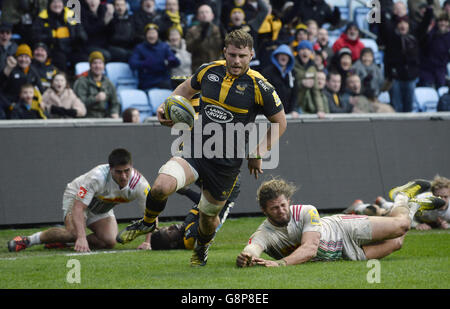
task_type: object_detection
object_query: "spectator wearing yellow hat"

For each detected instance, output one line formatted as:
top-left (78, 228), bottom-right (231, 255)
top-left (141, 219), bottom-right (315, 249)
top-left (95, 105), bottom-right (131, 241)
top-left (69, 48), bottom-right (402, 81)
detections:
top-left (0, 44), bottom-right (44, 110)
top-left (73, 51), bottom-right (120, 118)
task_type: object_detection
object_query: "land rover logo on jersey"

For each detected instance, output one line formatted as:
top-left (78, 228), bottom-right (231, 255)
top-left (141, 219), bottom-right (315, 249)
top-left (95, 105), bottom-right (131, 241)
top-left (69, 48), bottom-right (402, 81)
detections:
top-left (207, 73), bottom-right (220, 82)
top-left (204, 105), bottom-right (234, 123)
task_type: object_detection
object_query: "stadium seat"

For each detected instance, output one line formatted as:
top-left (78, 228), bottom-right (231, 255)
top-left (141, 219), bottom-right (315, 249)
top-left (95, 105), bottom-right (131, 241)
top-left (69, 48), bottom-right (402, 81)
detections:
top-left (378, 91), bottom-right (390, 104)
top-left (337, 6), bottom-right (350, 21)
top-left (118, 89), bottom-right (153, 121)
top-left (105, 62), bottom-right (138, 89)
top-left (438, 86), bottom-right (448, 97)
top-left (360, 38), bottom-right (378, 53)
top-left (354, 6), bottom-right (371, 32)
top-left (414, 87), bottom-right (440, 112)
top-left (148, 88), bottom-right (172, 114)
top-left (155, 0), bottom-right (166, 11)
top-left (75, 62), bottom-right (90, 76)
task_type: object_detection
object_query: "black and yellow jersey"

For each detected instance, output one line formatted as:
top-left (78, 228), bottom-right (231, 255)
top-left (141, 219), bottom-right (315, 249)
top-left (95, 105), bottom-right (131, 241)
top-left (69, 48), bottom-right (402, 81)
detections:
top-left (189, 60), bottom-right (283, 168)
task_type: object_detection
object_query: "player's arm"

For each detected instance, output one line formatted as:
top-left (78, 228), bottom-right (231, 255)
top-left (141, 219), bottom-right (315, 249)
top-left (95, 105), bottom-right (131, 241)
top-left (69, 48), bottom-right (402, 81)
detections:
top-left (72, 199), bottom-right (90, 252)
top-left (248, 110), bottom-right (287, 179)
top-left (157, 77), bottom-right (198, 126)
top-left (254, 231), bottom-right (320, 267)
top-left (137, 217), bottom-right (158, 250)
top-left (236, 243), bottom-right (264, 268)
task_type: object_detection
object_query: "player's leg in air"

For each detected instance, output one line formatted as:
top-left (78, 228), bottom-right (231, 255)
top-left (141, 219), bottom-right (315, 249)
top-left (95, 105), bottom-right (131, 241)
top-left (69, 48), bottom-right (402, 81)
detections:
top-left (362, 179), bottom-right (445, 259)
top-left (116, 157), bottom-right (197, 243)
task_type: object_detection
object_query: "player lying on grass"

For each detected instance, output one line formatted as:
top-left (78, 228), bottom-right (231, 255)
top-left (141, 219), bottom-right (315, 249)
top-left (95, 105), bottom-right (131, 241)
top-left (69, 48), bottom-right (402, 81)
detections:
top-left (343, 175), bottom-right (450, 230)
top-left (7, 148), bottom-right (150, 253)
top-left (137, 179), bottom-right (239, 250)
top-left (236, 178), bottom-right (445, 267)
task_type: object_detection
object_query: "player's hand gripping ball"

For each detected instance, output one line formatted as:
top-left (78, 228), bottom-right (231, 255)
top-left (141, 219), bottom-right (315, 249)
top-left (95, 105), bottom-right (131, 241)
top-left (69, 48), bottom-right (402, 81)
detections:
top-left (164, 95), bottom-right (196, 128)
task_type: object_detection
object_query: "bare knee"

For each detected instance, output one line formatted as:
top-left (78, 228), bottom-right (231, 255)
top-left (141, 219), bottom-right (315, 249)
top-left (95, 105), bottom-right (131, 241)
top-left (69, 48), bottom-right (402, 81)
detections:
top-left (151, 177), bottom-right (177, 199)
top-left (102, 238), bottom-right (116, 249)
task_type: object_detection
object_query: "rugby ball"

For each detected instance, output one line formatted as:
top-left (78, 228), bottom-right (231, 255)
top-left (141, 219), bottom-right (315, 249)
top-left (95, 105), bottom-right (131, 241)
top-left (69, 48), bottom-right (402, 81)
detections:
top-left (164, 95), bottom-right (196, 128)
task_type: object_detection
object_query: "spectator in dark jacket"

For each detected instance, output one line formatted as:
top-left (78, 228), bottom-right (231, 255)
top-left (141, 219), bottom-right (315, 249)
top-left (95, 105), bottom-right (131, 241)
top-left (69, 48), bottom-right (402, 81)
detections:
top-left (418, 10), bottom-right (450, 88)
top-left (131, 0), bottom-right (161, 43)
top-left (283, 0), bottom-right (340, 27)
top-left (382, 15), bottom-right (420, 112)
top-left (32, 0), bottom-right (88, 71)
top-left (80, 0), bottom-right (115, 62)
top-left (108, 0), bottom-right (136, 62)
top-left (0, 22), bottom-right (17, 73)
top-left (129, 23), bottom-right (180, 90)
top-left (157, 0), bottom-right (188, 41)
top-left (31, 42), bottom-right (57, 91)
top-left (9, 83), bottom-right (47, 120)
top-left (262, 44), bottom-right (299, 115)
top-left (185, 4), bottom-right (223, 72)
top-left (0, 44), bottom-right (44, 106)
top-left (323, 70), bottom-right (353, 113)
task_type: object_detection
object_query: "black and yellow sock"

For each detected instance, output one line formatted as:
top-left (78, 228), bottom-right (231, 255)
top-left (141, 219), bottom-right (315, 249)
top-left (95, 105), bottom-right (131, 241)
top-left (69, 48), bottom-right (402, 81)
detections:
top-left (143, 191), bottom-right (167, 225)
top-left (196, 226), bottom-right (216, 246)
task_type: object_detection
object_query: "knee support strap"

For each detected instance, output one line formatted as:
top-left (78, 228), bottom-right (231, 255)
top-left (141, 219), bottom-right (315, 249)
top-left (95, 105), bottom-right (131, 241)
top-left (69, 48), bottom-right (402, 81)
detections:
top-left (198, 193), bottom-right (224, 217)
top-left (158, 160), bottom-right (187, 191)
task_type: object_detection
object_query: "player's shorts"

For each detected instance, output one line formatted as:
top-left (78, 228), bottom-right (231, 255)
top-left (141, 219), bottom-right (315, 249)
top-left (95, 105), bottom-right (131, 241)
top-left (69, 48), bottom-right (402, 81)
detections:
top-left (184, 157), bottom-right (240, 201)
top-left (321, 215), bottom-right (373, 261)
top-left (62, 192), bottom-right (115, 227)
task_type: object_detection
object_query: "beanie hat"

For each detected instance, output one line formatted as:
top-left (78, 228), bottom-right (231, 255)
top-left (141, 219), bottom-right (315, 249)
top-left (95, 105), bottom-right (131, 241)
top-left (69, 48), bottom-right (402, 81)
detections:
top-left (15, 44), bottom-right (32, 58)
top-left (34, 42), bottom-right (49, 53)
top-left (295, 23), bottom-right (308, 32)
top-left (144, 23), bottom-right (159, 33)
top-left (338, 47), bottom-right (352, 58)
top-left (297, 40), bottom-right (313, 52)
top-left (88, 51), bottom-right (105, 63)
top-left (230, 7), bottom-right (245, 17)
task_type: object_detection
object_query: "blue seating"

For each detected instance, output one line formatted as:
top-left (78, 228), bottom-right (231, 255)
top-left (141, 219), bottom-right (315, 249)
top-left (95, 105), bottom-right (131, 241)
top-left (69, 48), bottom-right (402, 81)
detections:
top-left (354, 6), bottom-right (371, 32)
top-left (438, 86), bottom-right (448, 97)
top-left (155, 0), bottom-right (166, 11)
top-left (118, 89), bottom-right (153, 121)
top-left (337, 6), bottom-right (349, 21)
top-left (378, 91), bottom-right (390, 104)
top-left (75, 62), bottom-right (90, 76)
top-left (414, 87), bottom-right (440, 112)
top-left (105, 62), bottom-right (138, 89)
top-left (147, 88), bottom-right (173, 114)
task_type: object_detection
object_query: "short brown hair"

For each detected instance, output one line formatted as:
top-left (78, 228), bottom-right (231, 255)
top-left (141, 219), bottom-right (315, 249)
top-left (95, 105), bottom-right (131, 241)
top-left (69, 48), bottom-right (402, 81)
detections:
top-left (257, 177), bottom-right (296, 209)
top-left (431, 175), bottom-right (450, 194)
top-left (224, 29), bottom-right (253, 50)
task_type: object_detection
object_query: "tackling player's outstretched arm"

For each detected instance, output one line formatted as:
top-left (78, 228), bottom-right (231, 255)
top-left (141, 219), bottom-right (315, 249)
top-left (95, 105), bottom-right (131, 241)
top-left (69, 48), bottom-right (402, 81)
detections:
top-left (254, 231), bottom-right (320, 267)
top-left (236, 243), bottom-right (264, 267)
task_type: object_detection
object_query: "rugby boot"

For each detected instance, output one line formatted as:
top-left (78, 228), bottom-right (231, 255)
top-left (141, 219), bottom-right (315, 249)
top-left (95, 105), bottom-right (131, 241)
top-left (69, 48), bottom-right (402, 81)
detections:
top-left (389, 179), bottom-right (431, 201)
top-left (116, 219), bottom-right (156, 244)
top-left (7, 236), bottom-right (30, 252)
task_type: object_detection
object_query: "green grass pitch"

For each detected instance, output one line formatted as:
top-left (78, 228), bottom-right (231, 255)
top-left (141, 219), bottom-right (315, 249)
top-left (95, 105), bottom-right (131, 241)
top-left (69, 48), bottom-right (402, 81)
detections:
top-left (0, 216), bottom-right (449, 289)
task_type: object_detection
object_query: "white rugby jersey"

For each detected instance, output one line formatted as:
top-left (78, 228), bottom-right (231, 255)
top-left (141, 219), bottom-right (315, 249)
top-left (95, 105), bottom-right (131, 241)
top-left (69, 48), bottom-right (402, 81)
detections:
top-left (247, 205), bottom-right (359, 261)
top-left (65, 164), bottom-right (150, 214)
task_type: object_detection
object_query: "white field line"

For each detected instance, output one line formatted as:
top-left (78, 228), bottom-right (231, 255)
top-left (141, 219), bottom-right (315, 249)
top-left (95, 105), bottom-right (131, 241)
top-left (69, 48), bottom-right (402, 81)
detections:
top-left (1, 249), bottom-right (140, 261)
